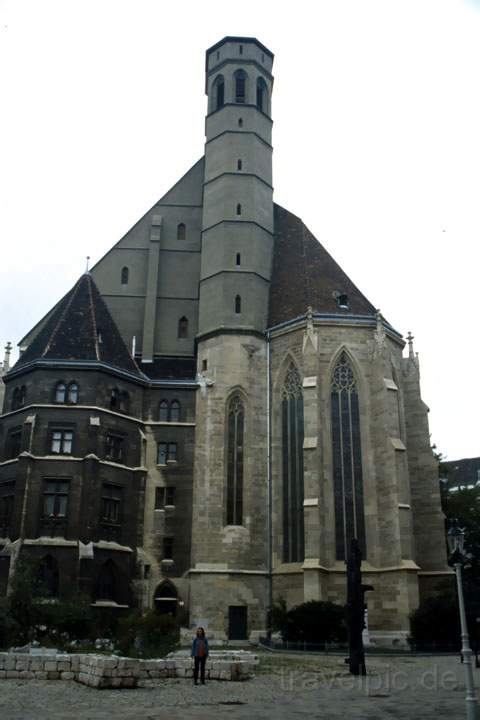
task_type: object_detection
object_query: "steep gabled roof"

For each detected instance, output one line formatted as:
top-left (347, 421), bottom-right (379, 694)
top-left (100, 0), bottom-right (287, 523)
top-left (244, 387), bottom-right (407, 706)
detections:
top-left (269, 204), bottom-right (377, 327)
top-left (15, 274), bottom-right (140, 375)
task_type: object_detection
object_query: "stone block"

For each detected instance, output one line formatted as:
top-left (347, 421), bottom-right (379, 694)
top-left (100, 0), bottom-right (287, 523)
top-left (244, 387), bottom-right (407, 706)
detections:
top-left (19, 671), bottom-right (35, 679)
top-left (5, 658), bottom-right (16, 670)
top-left (6, 671), bottom-right (20, 679)
top-left (0, 671), bottom-right (6, 678)
top-left (48, 671), bottom-right (60, 680)
top-left (121, 677), bottom-right (136, 688)
top-left (58, 661), bottom-right (71, 671)
top-left (61, 672), bottom-right (75, 680)
top-left (35, 671), bottom-right (48, 680)
top-left (44, 661), bottom-right (58, 672)
top-left (15, 660), bottom-right (29, 671)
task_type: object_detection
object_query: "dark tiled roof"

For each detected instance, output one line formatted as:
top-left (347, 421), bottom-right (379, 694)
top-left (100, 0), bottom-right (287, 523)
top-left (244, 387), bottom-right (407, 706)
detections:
top-left (15, 274), bottom-right (140, 375)
top-left (442, 457), bottom-right (480, 486)
top-left (139, 357), bottom-right (197, 381)
top-left (269, 204), bottom-right (376, 327)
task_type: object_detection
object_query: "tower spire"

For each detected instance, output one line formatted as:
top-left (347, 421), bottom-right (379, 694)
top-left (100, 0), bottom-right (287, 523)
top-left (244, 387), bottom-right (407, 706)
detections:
top-left (407, 331), bottom-right (415, 359)
top-left (2, 341), bottom-right (12, 373)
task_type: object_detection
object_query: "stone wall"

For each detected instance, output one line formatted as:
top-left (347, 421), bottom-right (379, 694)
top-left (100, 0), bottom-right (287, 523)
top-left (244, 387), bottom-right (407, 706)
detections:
top-left (0, 651), bottom-right (257, 687)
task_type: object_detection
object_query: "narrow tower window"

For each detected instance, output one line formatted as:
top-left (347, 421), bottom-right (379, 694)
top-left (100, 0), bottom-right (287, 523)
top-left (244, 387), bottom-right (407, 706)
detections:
top-left (281, 363), bottom-right (305, 563)
top-left (236, 203), bottom-right (242, 216)
top-left (256, 77), bottom-right (268, 113)
top-left (235, 295), bottom-right (241, 314)
top-left (213, 74), bottom-right (224, 110)
top-left (234, 70), bottom-right (247, 104)
top-left (121, 267), bottom-right (129, 285)
top-left (177, 222), bottom-right (186, 241)
top-left (236, 253), bottom-right (241, 266)
top-left (238, 118), bottom-right (243, 127)
top-left (331, 352), bottom-right (366, 560)
top-left (178, 316), bottom-right (188, 339)
top-left (226, 395), bottom-right (245, 525)
top-left (237, 159), bottom-right (242, 171)
top-left (239, 44), bottom-right (243, 55)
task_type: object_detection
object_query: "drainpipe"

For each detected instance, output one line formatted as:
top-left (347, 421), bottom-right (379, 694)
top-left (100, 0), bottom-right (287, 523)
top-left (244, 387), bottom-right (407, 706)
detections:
top-left (266, 331), bottom-right (273, 638)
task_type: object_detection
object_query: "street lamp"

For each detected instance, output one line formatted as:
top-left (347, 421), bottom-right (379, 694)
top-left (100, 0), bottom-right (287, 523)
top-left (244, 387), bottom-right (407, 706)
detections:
top-left (447, 519), bottom-right (478, 720)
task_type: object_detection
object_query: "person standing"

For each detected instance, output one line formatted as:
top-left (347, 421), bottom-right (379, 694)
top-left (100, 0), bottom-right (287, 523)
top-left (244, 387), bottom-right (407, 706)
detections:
top-left (191, 626), bottom-right (209, 685)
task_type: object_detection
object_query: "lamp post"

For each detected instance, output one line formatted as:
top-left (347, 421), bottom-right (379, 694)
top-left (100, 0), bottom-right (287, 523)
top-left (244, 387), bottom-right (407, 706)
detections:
top-left (447, 519), bottom-right (478, 720)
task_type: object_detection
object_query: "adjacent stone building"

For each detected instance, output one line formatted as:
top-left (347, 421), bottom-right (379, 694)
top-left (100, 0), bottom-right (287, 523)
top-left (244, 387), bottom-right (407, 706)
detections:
top-left (0, 36), bottom-right (449, 643)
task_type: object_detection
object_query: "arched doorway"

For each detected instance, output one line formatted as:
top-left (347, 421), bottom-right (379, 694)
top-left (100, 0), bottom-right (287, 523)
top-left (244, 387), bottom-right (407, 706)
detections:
top-left (154, 581), bottom-right (178, 615)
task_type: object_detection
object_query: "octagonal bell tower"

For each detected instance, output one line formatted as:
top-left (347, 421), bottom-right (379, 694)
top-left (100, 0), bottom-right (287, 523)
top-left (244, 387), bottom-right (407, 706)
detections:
top-left (198, 37), bottom-right (274, 335)
top-left (191, 38), bottom-right (275, 639)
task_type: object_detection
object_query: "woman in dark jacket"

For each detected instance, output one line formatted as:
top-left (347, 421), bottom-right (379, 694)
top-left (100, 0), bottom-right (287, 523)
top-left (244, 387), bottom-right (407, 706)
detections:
top-left (191, 627), bottom-right (209, 685)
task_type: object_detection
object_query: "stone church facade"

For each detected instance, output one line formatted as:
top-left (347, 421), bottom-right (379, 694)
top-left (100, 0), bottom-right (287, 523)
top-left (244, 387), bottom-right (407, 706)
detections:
top-left (0, 37), bottom-right (449, 643)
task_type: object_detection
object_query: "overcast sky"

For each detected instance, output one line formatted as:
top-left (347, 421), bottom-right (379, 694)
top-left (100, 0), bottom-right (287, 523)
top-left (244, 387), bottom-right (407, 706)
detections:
top-left (1, 0), bottom-right (479, 460)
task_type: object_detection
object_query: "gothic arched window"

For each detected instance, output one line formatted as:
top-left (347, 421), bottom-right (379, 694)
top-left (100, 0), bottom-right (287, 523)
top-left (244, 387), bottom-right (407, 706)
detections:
top-left (226, 395), bottom-right (245, 525)
top-left (121, 267), bottom-right (129, 285)
top-left (234, 69), bottom-right (247, 103)
top-left (170, 400), bottom-right (180, 423)
top-left (213, 74), bottom-right (224, 110)
top-left (159, 400), bottom-right (169, 422)
top-left (36, 555), bottom-right (59, 598)
top-left (95, 559), bottom-right (118, 602)
top-left (11, 387), bottom-right (20, 410)
top-left (178, 316), bottom-right (188, 339)
top-left (177, 223), bottom-right (186, 241)
top-left (331, 352), bottom-right (366, 560)
top-left (256, 77), bottom-right (268, 112)
top-left (281, 363), bottom-right (304, 563)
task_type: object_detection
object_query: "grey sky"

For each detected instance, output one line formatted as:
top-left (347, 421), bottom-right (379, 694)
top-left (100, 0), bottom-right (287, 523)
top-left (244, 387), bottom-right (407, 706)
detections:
top-left (1, 0), bottom-right (479, 460)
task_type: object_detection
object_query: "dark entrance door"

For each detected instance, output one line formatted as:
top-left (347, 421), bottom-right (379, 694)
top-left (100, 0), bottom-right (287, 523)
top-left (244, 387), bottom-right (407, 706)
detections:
top-left (228, 605), bottom-right (248, 640)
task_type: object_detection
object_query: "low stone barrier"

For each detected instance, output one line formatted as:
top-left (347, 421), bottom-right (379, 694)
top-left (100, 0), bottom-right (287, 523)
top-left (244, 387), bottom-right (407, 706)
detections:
top-left (0, 651), bottom-right (256, 688)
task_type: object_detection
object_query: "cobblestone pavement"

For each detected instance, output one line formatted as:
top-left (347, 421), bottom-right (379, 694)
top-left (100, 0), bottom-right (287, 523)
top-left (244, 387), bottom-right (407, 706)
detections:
top-left (1, 654), bottom-right (479, 719)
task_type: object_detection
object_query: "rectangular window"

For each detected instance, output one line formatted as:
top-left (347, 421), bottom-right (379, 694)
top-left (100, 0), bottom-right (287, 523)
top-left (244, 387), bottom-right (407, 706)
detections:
top-left (167, 443), bottom-right (177, 462)
top-left (105, 433), bottom-right (125, 462)
top-left (155, 486), bottom-right (175, 508)
top-left (163, 536), bottom-right (174, 560)
top-left (0, 481), bottom-right (15, 524)
top-left (157, 443), bottom-right (177, 465)
top-left (43, 480), bottom-right (69, 518)
top-left (50, 429), bottom-right (73, 455)
top-left (6, 429), bottom-right (22, 459)
top-left (101, 484), bottom-right (123, 523)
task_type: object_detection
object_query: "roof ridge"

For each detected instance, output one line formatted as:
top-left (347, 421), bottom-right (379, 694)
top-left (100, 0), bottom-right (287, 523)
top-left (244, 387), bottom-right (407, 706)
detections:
top-left (86, 274), bottom-right (101, 361)
top-left (42, 276), bottom-right (83, 358)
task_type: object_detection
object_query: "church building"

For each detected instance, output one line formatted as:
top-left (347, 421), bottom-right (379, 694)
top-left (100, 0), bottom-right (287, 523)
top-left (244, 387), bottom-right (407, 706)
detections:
top-left (0, 36), bottom-right (449, 644)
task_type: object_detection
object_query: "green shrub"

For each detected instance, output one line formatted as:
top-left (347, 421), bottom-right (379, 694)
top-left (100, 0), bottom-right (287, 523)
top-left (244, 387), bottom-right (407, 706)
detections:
top-left (117, 609), bottom-right (180, 658)
top-left (271, 598), bottom-right (347, 644)
top-left (409, 592), bottom-right (462, 650)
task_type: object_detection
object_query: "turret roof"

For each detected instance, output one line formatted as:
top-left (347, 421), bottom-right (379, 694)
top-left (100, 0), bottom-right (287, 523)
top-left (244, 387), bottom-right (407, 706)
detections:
top-left (14, 273), bottom-right (140, 375)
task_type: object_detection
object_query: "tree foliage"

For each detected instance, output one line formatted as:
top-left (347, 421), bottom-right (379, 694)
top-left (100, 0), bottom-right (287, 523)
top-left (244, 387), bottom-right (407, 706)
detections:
top-left (271, 598), bottom-right (347, 644)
